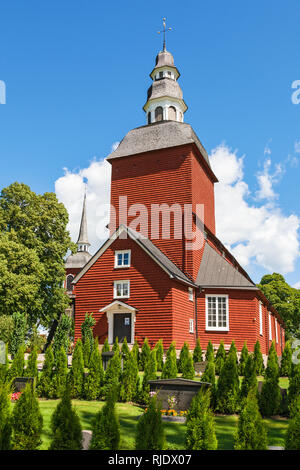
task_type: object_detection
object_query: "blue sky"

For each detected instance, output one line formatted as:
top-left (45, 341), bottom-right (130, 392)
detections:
top-left (0, 1), bottom-right (300, 286)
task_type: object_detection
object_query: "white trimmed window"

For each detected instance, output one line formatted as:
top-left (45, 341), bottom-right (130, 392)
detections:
top-left (115, 250), bottom-right (131, 268)
top-left (275, 318), bottom-right (278, 343)
top-left (259, 302), bottom-right (263, 336)
top-left (188, 287), bottom-right (194, 302)
top-left (189, 319), bottom-right (194, 333)
top-left (205, 295), bottom-right (229, 331)
top-left (269, 313), bottom-right (272, 340)
top-left (114, 280), bottom-right (130, 299)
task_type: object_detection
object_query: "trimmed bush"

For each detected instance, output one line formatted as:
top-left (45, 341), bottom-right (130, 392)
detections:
top-left (0, 384), bottom-right (12, 450)
top-left (11, 383), bottom-right (43, 450)
top-left (201, 361), bottom-right (216, 407)
top-left (185, 389), bottom-right (217, 450)
top-left (24, 346), bottom-right (38, 378)
top-left (193, 338), bottom-right (203, 363)
top-left (155, 339), bottom-right (164, 371)
top-left (81, 313), bottom-right (95, 346)
top-left (53, 314), bottom-right (72, 360)
top-left (253, 340), bottom-right (264, 376)
top-left (239, 342), bottom-right (249, 376)
top-left (161, 343), bottom-right (177, 379)
top-left (102, 338), bottom-right (110, 353)
top-left (240, 355), bottom-right (258, 401)
top-left (49, 385), bottom-right (82, 450)
top-left (182, 350), bottom-right (195, 380)
top-left (259, 342), bottom-right (281, 417)
top-left (50, 346), bottom-right (68, 399)
top-left (84, 339), bottom-right (104, 400)
top-left (216, 348), bottom-right (240, 414)
top-left (69, 338), bottom-right (85, 399)
top-left (234, 387), bottom-right (268, 450)
top-left (139, 338), bottom-right (151, 371)
top-left (288, 363), bottom-right (300, 417)
top-left (121, 337), bottom-right (130, 361)
top-left (178, 342), bottom-right (190, 373)
top-left (7, 345), bottom-right (25, 383)
top-left (141, 350), bottom-right (157, 404)
top-left (112, 336), bottom-right (120, 354)
top-left (119, 351), bottom-right (139, 403)
top-left (205, 341), bottom-right (214, 363)
top-left (280, 341), bottom-right (292, 377)
top-left (135, 396), bottom-right (165, 450)
top-left (83, 335), bottom-right (91, 368)
top-left (89, 388), bottom-right (120, 450)
top-left (229, 341), bottom-right (238, 365)
top-left (103, 351), bottom-right (122, 400)
top-left (285, 395), bottom-right (300, 450)
top-left (215, 341), bottom-right (226, 375)
top-left (131, 338), bottom-right (140, 365)
top-left (37, 344), bottom-right (54, 398)
top-left (9, 312), bottom-right (26, 357)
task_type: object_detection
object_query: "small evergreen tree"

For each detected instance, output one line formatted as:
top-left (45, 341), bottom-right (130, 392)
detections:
top-left (37, 344), bottom-right (54, 398)
top-left (135, 395), bottom-right (165, 450)
top-left (205, 341), bottom-right (214, 363)
top-left (83, 335), bottom-right (91, 368)
top-left (141, 350), bottom-right (157, 404)
top-left (131, 338), bottom-right (140, 364)
top-left (178, 342), bottom-right (190, 373)
top-left (119, 351), bottom-right (139, 403)
top-left (89, 388), bottom-right (120, 450)
top-left (193, 338), bottom-right (203, 363)
top-left (234, 387), bottom-right (268, 450)
top-left (50, 346), bottom-right (68, 399)
top-left (253, 340), bottom-right (264, 376)
top-left (53, 314), bottom-right (72, 360)
top-left (69, 339), bottom-right (85, 399)
top-left (185, 389), bottom-right (217, 450)
top-left (259, 342), bottom-right (281, 417)
top-left (216, 348), bottom-right (240, 414)
top-left (0, 384), bottom-right (12, 450)
top-left (24, 346), bottom-right (38, 378)
top-left (239, 342), bottom-right (249, 376)
top-left (288, 363), bottom-right (300, 417)
top-left (49, 385), bottom-right (82, 450)
top-left (240, 355), bottom-right (258, 401)
top-left (7, 345), bottom-right (25, 383)
top-left (9, 312), bottom-right (27, 357)
top-left (121, 336), bottom-right (130, 361)
top-left (215, 341), bottom-right (226, 375)
top-left (103, 351), bottom-right (122, 400)
top-left (285, 395), bottom-right (300, 450)
top-left (81, 313), bottom-right (95, 346)
top-left (102, 338), bottom-right (110, 353)
top-left (201, 362), bottom-right (216, 407)
top-left (161, 343), bottom-right (177, 379)
top-left (112, 336), bottom-right (120, 354)
top-left (11, 383), bottom-right (43, 450)
top-left (84, 339), bottom-right (104, 400)
top-left (155, 339), bottom-right (164, 371)
top-left (229, 340), bottom-right (238, 365)
top-left (139, 338), bottom-right (151, 371)
top-left (182, 351), bottom-right (195, 380)
top-left (280, 341), bottom-right (292, 377)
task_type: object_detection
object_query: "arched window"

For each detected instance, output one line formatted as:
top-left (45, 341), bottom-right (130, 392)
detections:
top-left (168, 106), bottom-right (176, 121)
top-left (155, 106), bottom-right (163, 122)
top-left (147, 112), bottom-right (151, 124)
top-left (66, 274), bottom-right (74, 292)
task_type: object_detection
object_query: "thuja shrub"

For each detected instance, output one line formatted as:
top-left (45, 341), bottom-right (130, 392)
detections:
top-left (131, 338), bottom-right (140, 364)
top-left (240, 355), bottom-right (258, 401)
top-left (288, 363), bottom-right (300, 417)
top-left (50, 346), bottom-right (68, 399)
top-left (139, 338), bottom-right (151, 371)
top-left (280, 341), bottom-right (292, 377)
top-left (83, 336), bottom-right (91, 368)
top-left (11, 383), bottom-right (43, 450)
top-left (135, 396), bottom-right (165, 450)
top-left (103, 352), bottom-right (122, 400)
top-left (253, 340), bottom-right (264, 376)
top-left (216, 348), bottom-right (240, 414)
top-left (178, 342), bottom-right (190, 373)
top-left (141, 350), bottom-right (157, 404)
top-left (182, 350), bottom-right (195, 380)
top-left (201, 362), bottom-right (216, 407)
top-left (285, 396), bottom-right (300, 450)
top-left (84, 339), bottom-right (104, 401)
top-left (24, 346), bottom-right (38, 378)
top-left (49, 385), bottom-right (82, 450)
top-left (7, 345), bottom-right (25, 383)
top-left (0, 384), bottom-right (12, 450)
top-left (161, 343), bottom-right (177, 379)
top-left (234, 387), bottom-right (268, 450)
top-left (9, 312), bottom-right (26, 357)
top-left (185, 389), bottom-right (217, 450)
top-left (228, 341), bottom-right (238, 365)
top-left (121, 337), bottom-right (130, 361)
top-left (102, 338), bottom-right (110, 353)
top-left (37, 344), bottom-right (54, 398)
top-left (215, 341), bottom-right (226, 375)
top-left (112, 336), bottom-right (120, 354)
top-left (69, 338), bottom-right (85, 399)
top-left (81, 313), bottom-right (95, 346)
top-left (119, 351), bottom-right (139, 403)
top-left (259, 342), bottom-right (281, 417)
top-left (155, 339), bottom-right (164, 371)
top-left (193, 338), bottom-right (203, 363)
top-left (205, 341), bottom-right (214, 363)
top-left (53, 314), bottom-right (72, 360)
top-left (89, 388), bottom-right (120, 450)
top-left (239, 342), bottom-right (249, 376)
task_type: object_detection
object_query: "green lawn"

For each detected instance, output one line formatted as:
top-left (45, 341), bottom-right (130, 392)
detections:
top-left (15, 399), bottom-right (289, 450)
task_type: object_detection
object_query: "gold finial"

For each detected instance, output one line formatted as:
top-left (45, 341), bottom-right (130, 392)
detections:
top-left (157, 17), bottom-right (172, 52)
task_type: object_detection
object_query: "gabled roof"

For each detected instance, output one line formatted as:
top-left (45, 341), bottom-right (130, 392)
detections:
top-left (72, 225), bottom-right (196, 287)
top-left (99, 300), bottom-right (138, 313)
top-left (196, 242), bottom-right (257, 289)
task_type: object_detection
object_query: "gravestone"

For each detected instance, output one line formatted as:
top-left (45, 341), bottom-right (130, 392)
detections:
top-left (82, 430), bottom-right (93, 450)
top-left (0, 341), bottom-right (6, 365)
top-left (13, 377), bottom-right (36, 393)
top-left (101, 351), bottom-right (123, 371)
top-left (148, 378), bottom-right (211, 411)
top-left (194, 361), bottom-right (208, 374)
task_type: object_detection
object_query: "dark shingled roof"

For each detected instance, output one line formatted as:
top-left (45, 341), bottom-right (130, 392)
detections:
top-left (196, 242), bottom-right (257, 289)
top-left (106, 121), bottom-right (215, 176)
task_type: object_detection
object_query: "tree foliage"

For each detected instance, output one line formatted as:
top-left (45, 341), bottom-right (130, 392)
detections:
top-left (135, 396), bottom-right (165, 450)
top-left (215, 341), bottom-right (226, 375)
top-left (0, 384), bottom-right (12, 450)
top-left (161, 343), bottom-right (177, 379)
top-left (205, 341), bottom-right (214, 363)
top-left (84, 339), bottom-right (104, 400)
top-left (0, 315), bottom-right (14, 344)
top-left (37, 344), bottom-right (54, 398)
top-left (239, 342), bottom-right (249, 376)
top-left (259, 342), bottom-right (281, 417)
top-left (253, 340), bottom-right (264, 376)
top-left (216, 348), bottom-right (240, 414)
top-left (193, 338), bottom-right (203, 363)
top-left (185, 390), bottom-right (217, 450)
top-left (69, 339), bottom-right (85, 399)
top-left (154, 339), bottom-right (164, 371)
top-left (89, 390), bottom-right (120, 450)
top-left (280, 341), bottom-right (292, 377)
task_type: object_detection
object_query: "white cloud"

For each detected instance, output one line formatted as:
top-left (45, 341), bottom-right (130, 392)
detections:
top-left (293, 281), bottom-right (300, 289)
top-left (210, 144), bottom-right (300, 274)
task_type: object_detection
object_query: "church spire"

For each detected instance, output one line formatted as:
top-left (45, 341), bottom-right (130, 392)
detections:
top-left (76, 188), bottom-right (90, 253)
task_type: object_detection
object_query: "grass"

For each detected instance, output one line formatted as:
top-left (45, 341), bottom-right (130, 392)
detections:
top-left (12, 399), bottom-right (289, 450)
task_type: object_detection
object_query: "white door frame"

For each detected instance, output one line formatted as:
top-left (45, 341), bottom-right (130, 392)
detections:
top-left (99, 300), bottom-right (137, 345)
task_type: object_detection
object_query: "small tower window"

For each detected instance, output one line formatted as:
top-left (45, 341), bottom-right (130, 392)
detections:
top-left (155, 106), bottom-right (163, 122)
top-left (159, 71), bottom-right (163, 78)
top-left (147, 112), bottom-right (151, 124)
top-left (168, 106), bottom-right (176, 121)
top-left (66, 274), bottom-right (74, 292)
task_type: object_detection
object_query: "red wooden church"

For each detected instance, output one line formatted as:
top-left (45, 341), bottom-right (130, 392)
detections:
top-left (65, 43), bottom-right (285, 359)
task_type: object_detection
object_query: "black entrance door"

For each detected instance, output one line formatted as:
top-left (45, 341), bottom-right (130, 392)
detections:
top-left (113, 313), bottom-right (132, 343)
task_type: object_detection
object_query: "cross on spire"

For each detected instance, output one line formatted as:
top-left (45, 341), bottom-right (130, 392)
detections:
top-left (157, 17), bottom-right (172, 52)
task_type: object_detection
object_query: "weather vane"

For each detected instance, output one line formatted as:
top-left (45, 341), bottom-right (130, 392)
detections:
top-left (158, 17), bottom-right (172, 52)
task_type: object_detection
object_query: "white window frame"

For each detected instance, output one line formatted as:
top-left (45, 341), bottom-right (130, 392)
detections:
top-left (259, 302), bottom-right (263, 336)
top-left (275, 318), bottom-right (278, 343)
top-left (188, 287), bottom-right (194, 302)
top-left (205, 294), bottom-right (229, 332)
top-left (269, 313), bottom-right (272, 340)
top-left (113, 280), bottom-right (130, 299)
top-left (114, 250), bottom-right (131, 268)
top-left (189, 319), bottom-right (194, 334)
